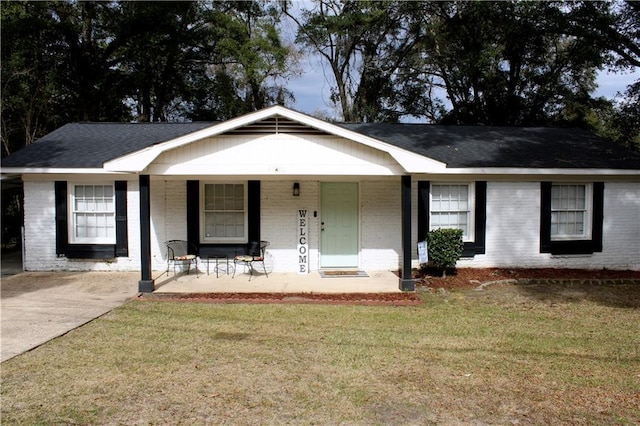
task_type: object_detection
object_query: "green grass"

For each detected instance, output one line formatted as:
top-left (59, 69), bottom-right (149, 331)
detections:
top-left (2, 284), bottom-right (639, 424)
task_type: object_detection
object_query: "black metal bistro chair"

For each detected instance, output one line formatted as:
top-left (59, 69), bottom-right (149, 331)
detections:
top-left (165, 240), bottom-right (198, 277)
top-left (233, 240), bottom-right (270, 281)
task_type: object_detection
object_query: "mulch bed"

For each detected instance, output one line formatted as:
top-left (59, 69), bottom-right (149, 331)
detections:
top-left (416, 267), bottom-right (640, 290)
top-left (135, 268), bottom-right (640, 306)
top-left (137, 292), bottom-right (424, 306)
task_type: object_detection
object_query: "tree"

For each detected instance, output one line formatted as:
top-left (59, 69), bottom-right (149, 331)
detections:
top-left (563, 1), bottom-right (640, 69)
top-left (110, 1), bottom-right (214, 122)
top-left (1, 1), bottom-right (66, 155)
top-left (187, 0), bottom-right (296, 121)
top-left (101, 1), bottom-right (294, 122)
top-left (396, 1), bottom-right (610, 126)
top-left (1, 0), bottom-right (297, 155)
top-left (593, 82), bottom-right (640, 150)
top-left (284, 0), bottom-right (423, 122)
top-left (51, 1), bottom-right (132, 123)
top-left (1, 1), bottom-right (134, 156)
top-left (288, 0), bottom-right (637, 132)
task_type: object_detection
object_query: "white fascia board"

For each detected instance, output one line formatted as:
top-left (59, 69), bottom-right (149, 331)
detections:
top-left (441, 167), bottom-right (640, 176)
top-left (104, 105), bottom-right (448, 173)
top-left (1, 167), bottom-right (126, 175)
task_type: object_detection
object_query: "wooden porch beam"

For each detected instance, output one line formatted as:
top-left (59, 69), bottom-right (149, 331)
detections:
top-left (399, 175), bottom-right (415, 291)
top-left (138, 174), bottom-right (154, 292)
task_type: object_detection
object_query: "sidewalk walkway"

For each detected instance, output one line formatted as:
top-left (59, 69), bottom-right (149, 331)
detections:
top-left (1, 272), bottom-right (139, 362)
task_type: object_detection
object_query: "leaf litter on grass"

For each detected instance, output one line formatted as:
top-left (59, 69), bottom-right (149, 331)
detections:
top-left (2, 281), bottom-right (639, 425)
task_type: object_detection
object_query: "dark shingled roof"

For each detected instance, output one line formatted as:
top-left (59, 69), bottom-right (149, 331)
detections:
top-left (2, 120), bottom-right (640, 170)
top-left (1, 122), bottom-right (213, 168)
top-left (340, 123), bottom-right (640, 169)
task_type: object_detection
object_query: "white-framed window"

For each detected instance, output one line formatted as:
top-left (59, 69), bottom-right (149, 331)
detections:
top-left (430, 183), bottom-right (474, 241)
top-left (551, 183), bottom-right (592, 240)
top-left (70, 184), bottom-right (115, 244)
top-left (201, 182), bottom-right (247, 243)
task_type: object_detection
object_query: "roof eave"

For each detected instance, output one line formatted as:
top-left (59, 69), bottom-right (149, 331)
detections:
top-left (437, 167), bottom-right (640, 176)
top-left (1, 167), bottom-right (129, 175)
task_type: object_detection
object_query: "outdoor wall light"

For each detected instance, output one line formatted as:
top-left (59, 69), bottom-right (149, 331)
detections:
top-left (293, 182), bottom-right (300, 196)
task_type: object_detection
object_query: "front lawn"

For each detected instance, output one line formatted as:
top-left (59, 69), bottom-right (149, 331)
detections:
top-left (2, 282), bottom-right (639, 424)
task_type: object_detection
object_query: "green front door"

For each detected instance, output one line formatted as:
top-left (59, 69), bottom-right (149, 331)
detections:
top-left (320, 182), bottom-right (359, 268)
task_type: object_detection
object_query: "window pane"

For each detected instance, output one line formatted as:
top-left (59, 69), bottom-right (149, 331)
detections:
top-left (450, 185), bottom-right (459, 200)
top-left (459, 185), bottom-right (468, 199)
top-left (209, 196), bottom-right (219, 210)
top-left (430, 184), bottom-right (471, 238)
top-left (224, 197), bottom-right (235, 210)
top-left (72, 185), bottom-right (115, 242)
top-left (551, 184), bottom-right (589, 238)
top-left (576, 212), bottom-right (584, 234)
top-left (202, 183), bottom-right (246, 240)
top-left (576, 186), bottom-right (586, 209)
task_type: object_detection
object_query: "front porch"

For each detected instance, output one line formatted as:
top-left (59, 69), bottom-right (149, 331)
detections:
top-left (152, 269), bottom-right (402, 294)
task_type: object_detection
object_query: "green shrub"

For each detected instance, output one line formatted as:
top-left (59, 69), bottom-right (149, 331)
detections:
top-left (426, 228), bottom-right (464, 276)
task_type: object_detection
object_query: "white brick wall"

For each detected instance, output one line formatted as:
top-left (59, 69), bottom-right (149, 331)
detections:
top-left (23, 177), bottom-right (140, 271)
top-left (120, 179), bottom-right (140, 271)
top-left (23, 181), bottom-right (59, 271)
top-left (361, 180), bottom-right (402, 271)
top-left (599, 182), bottom-right (640, 269)
top-left (263, 180), bottom-right (403, 273)
top-left (458, 181), bottom-right (640, 270)
top-left (21, 177), bottom-right (640, 273)
top-left (459, 182), bottom-right (543, 268)
top-left (261, 180), bottom-right (320, 272)
top-left (149, 179), bottom-right (188, 271)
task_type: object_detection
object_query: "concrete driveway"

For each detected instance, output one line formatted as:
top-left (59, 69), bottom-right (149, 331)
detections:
top-left (1, 271), bottom-right (139, 362)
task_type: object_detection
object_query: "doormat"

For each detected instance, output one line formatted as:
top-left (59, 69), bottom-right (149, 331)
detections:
top-left (319, 270), bottom-right (368, 278)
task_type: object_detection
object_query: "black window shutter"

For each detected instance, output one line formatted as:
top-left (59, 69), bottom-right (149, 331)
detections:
top-left (540, 182), bottom-right (553, 253)
top-left (419, 180), bottom-right (485, 258)
top-left (248, 180), bottom-right (260, 242)
top-left (186, 180), bottom-right (200, 248)
top-left (540, 181), bottom-right (603, 255)
top-left (114, 181), bottom-right (128, 257)
top-left (54, 181), bottom-right (119, 259)
top-left (54, 181), bottom-right (68, 256)
top-left (592, 182), bottom-right (604, 253)
top-left (417, 181), bottom-right (430, 242)
top-left (473, 181), bottom-right (487, 255)
top-left (188, 180), bottom-right (259, 256)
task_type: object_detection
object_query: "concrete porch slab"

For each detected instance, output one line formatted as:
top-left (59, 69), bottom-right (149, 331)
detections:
top-left (152, 269), bottom-right (401, 294)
